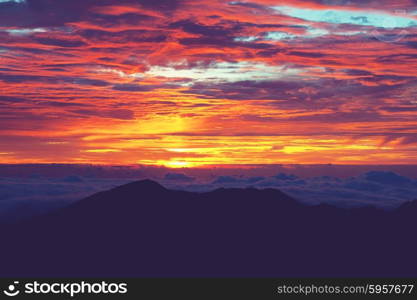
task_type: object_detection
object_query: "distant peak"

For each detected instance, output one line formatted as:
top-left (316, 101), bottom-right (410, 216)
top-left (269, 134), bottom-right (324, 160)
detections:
top-left (398, 199), bottom-right (417, 211)
top-left (110, 179), bottom-right (167, 194)
top-left (128, 179), bottom-right (166, 188)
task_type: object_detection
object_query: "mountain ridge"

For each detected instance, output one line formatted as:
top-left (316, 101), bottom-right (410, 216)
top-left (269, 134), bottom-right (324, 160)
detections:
top-left (0, 179), bottom-right (416, 277)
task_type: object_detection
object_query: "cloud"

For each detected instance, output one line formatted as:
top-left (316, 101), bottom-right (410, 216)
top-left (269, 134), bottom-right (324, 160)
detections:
top-left (1, 165), bottom-right (417, 222)
top-left (80, 29), bottom-right (167, 44)
top-left (272, 5), bottom-right (417, 28)
top-left (70, 109), bottom-right (136, 120)
top-left (167, 171), bottom-right (417, 208)
top-left (0, 176), bottom-right (133, 222)
top-left (169, 19), bottom-right (236, 37)
top-left (164, 172), bottom-right (195, 182)
top-left (363, 171), bottom-right (412, 185)
top-left (112, 83), bottom-right (156, 92)
top-left (0, 73), bottom-right (111, 86)
top-left (33, 37), bottom-right (87, 47)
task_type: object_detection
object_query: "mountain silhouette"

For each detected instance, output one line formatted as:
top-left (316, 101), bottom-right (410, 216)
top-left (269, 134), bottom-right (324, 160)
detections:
top-left (1, 180), bottom-right (416, 277)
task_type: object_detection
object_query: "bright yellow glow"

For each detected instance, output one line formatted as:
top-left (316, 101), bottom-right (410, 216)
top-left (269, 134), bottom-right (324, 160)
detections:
top-left (84, 149), bottom-right (122, 153)
top-left (144, 160), bottom-right (197, 168)
top-left (1, 90), bottom-right (416, 166)
top-left (167, 148), bottom-right (202, 153)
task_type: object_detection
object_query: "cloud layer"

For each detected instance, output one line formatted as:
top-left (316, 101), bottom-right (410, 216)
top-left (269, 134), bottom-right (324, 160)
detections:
top-left (167, 171), bottom-right (417, 209)
top-left (1, 164), bottom-right (416, 222)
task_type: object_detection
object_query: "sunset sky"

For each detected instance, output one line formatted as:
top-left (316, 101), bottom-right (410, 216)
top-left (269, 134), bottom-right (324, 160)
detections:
top-left (1, 0), bottom-right (417, 167)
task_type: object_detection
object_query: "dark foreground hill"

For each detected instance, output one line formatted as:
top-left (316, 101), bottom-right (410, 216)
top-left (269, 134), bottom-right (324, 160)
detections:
top-left (0, 180), bottom-right (416, 277)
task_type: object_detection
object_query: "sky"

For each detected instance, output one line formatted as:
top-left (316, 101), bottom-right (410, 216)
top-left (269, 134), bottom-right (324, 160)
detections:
top-left (0, 0), bottom-right (417, 167)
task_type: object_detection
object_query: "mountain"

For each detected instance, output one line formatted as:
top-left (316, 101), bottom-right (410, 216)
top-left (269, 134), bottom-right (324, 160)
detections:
top-left (0, 180), bottom-right (416, 277)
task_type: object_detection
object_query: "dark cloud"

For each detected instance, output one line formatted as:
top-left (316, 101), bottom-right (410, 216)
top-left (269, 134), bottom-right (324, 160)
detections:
top-left (0, 0), bottom-right (182, 28)
top-left (0, 96), bottom-right (28, 103)
top-left (88, 12), bottom-right (156, 27)
top-left (186, 80), bottom-right (305, 101)
top-left (164, 173), bottom-right (195, 182)
top-left (0, 45), bottom-right (76, 57)
top-left (344, 69), bottom-right (374, 76)
top-left (405, 41), bottom-right (417, 49)
top-left (70, 109), bottom-right (135, 120)
top-left (380, 106), bottom-right (417, 113)
top-left (288, 51), bottom-right (326, 58)
top-left (185, 77), bottom-right (411, 113)
top-left (40, 101), bottom-right (91, 108)
top-left (112, 83), bottom-right (157, 92)
top-left (33, 37), bottom-right (87, 48)
top-left (0, 73), bottom-right (111, 86)
top-left (377, 53), bottom-right (417, 63)
top-left (170, 19), bottom-right (235, 37)
top-left (288, 110), bottom-right (385, 123)
top-left (171, 18), bottom-right (279, 49)
top-left (80, 29), bottom-right (167, 44)
top-left (364, 171), bottom-right (412, 185)
top-left (179, 36), bottom-right (273, 49)
top-left (134, 0), bottom-right (181, 11)
top-left (228, 2), bottom-right (266, 10)
top-left (71, 78), bottom-right (110, 87)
